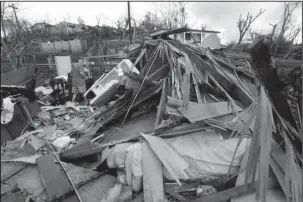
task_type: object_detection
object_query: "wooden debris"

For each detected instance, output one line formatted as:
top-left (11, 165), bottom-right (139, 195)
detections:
top-left (244, 87), bottom-right (273, 202)
top-left (154, 78), bottom-right (168, 131)
top-left (37, 154), bottom-right (75, 201)
top-left (178, 102), bottom-right (242, 123)
top-left (1, 154), bottom-right (41, 164)
top-left (192, 74), bottom-right (203, 103)
top-left (142, 142), bottom-right (165, 202)
top-left (140, 133), bottom-right (189, 185)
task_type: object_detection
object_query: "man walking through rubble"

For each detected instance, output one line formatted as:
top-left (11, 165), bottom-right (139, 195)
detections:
top-left (71, 58), bottom-right (89, 105)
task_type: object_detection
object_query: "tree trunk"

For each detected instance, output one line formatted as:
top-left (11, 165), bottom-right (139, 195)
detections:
top-left (269, 24), bottom-right (277, 52)
top-left (238, 34), bottom-right (244, 44)
top-left (1, 38), bottom-right (16, 70)
top-left (1, 18), bottom-right (7, 39)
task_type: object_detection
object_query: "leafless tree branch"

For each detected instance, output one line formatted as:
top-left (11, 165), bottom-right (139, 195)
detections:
top-left (237, 8), bottom-right (266, 44)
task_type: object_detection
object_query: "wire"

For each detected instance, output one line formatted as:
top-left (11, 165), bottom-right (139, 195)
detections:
top-left (3, 7), bottom-right (32, 16)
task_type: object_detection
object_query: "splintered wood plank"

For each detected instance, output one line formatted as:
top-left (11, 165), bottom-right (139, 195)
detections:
top-left (140, 133), bottom-right (189, 185)
top-left (166, 104), bottom-right (183, 117)
top-left (182, 73), bottom-right (190, 109)
top-left (167, 96), bottom-right (197, 107)
top-left (178, 102), bottom-right (242, 123)
top-left (154, 78), bottom-right (168, 131)
top-left (258, 87), bottom-right (272, 202)
top-left (77, 123), bottom-right (103, 144)
top-left (37, 154), bottom-right (74, 200)
top-left (270, 140), bottom-right (302, 200)
top-left (269, 158), bottom-right (288, 197)
top-left (192, 74), bottom-right (203, 103)
top-left (142, 142), bottom-right (165, 202)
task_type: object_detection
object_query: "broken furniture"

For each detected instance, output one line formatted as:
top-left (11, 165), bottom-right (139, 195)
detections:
top-left (84, 59), bottom-right (140, 106)
top-left (50, 76), bottom-right (69, 105)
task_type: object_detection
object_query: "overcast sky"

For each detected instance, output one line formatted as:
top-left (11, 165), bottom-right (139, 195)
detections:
top-left (5, 1), bottom-right (302, 44)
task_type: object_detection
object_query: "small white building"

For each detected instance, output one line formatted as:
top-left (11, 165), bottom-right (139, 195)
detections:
top-left (169, 28), bottom-right (221, 47)
top-left (148, 27), bottom-right (222, 49)
top-left (149, 27), bottom-right (221, 49)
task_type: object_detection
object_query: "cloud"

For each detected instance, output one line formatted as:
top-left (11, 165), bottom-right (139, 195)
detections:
top-left (14, 2), bottom-right (302, 44)
top-left (187, 2), bottom-right (302, 44)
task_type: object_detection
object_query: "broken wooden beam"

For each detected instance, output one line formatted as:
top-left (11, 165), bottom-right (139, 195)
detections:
top-left (154, 78), bottom-right (168, 131)
top-left (178, 101), bottom-right (242, 123)
top-left (142, 141), bottom-right (165, 202)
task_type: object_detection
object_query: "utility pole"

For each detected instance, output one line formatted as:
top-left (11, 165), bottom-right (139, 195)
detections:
top-left (1, 2), bottom-right (7, 39)
top-left (127, 1), bottom-right (132, 44)
top-left (8, 3), bottom-right (21, 42)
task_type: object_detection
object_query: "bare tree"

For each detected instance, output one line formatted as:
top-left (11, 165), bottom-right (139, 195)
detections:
top-left (140, 11), bottom-right (164, 33)
top-left (277, 2), bottom-right (300, 40)
top-left (154, 2), bottom-right (188, 29)
top-left (201, 24), bottom-right (207, 31)
top-left (272, 2), bottom-right (301, 54)
top-left (96, 15), bottom-right (101, 26)
top-left (115, 18), bottom-right (124, 34)
top-left (77, 16), bottom-right (85, 25)
top-left (237, 9), bottom-right (266, 44)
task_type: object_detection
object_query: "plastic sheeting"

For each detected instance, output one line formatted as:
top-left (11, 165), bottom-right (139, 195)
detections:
top-left (103, 133), bottom-right (250, 184)
top-left (165, 134), bottom-right (251, 180)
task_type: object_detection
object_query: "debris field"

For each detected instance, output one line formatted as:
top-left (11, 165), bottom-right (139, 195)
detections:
top-left (1, 33), bottom-right (302, 202)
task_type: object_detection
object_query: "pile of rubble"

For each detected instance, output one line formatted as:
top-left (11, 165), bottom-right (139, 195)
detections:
top-left (1, 36), bottom-right (302, 202)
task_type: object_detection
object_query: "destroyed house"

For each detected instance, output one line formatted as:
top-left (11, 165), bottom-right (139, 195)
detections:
top-left (1, 29), bottom-right (302, 202)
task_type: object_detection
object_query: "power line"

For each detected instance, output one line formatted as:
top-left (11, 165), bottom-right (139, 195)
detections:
top-left (3, 7), bottom-right (32, 16)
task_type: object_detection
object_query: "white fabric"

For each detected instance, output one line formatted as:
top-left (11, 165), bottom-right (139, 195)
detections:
top-left (131, 143), bottom-right (143, 192)
top-left (125, 144), bottom-right (134, 186)
top-left (105, 142), bottom-right (143, 192)
top-left (1, 97), bottom-right (15, 124)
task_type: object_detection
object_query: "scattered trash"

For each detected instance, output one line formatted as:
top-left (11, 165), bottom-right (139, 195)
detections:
top-left (53, 136), bottom-right (75, 149)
